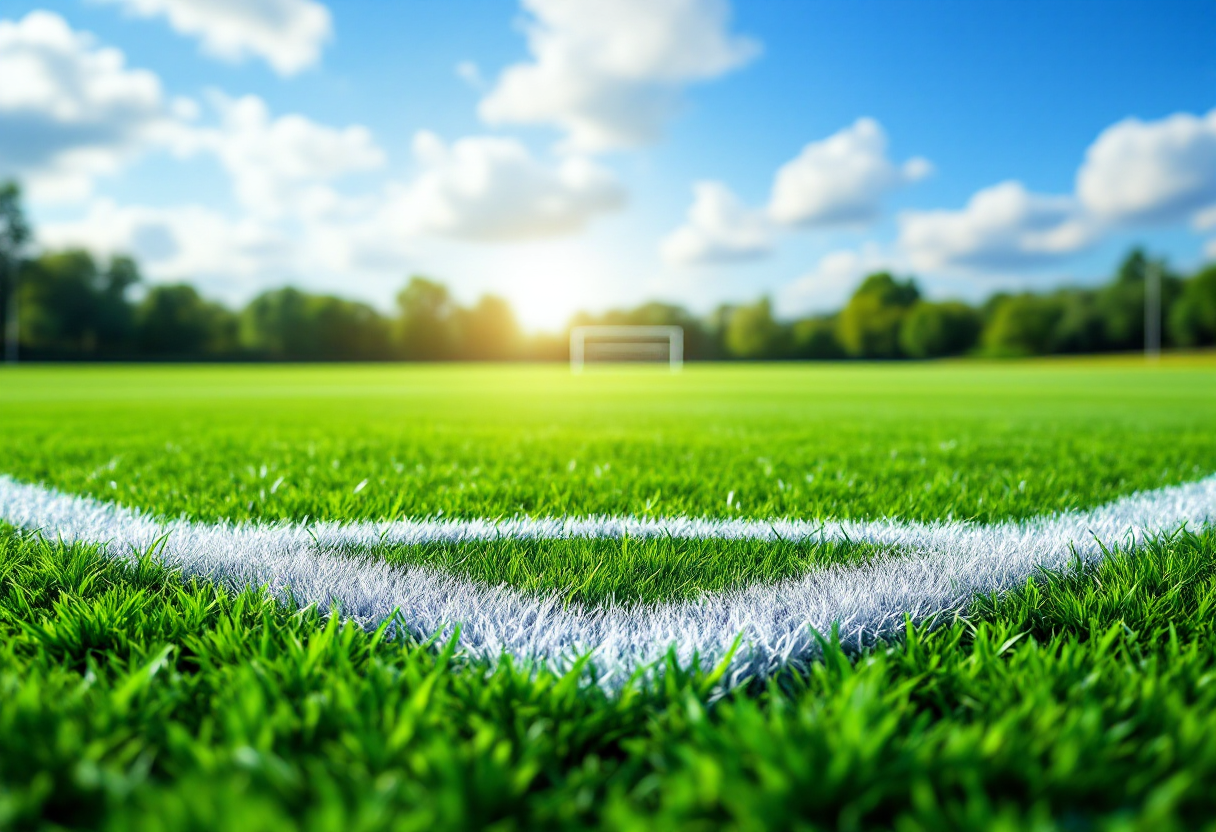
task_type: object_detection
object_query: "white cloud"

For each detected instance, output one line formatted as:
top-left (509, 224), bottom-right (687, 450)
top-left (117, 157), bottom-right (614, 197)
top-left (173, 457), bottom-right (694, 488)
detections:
top-left (899, 181), bottom-right (1096, 272)
top-left (660, 181), bottom-right (771, 264)
top-left (40, 199), bottom-right (294, 283)
top-left (387, 131), bottom-right (626, 241)
top-left (1077, 109), bottom-right (1216, 226)
top-left (95, 0), bottom-right (331, 76)
top-left (0, 11), bottom-right (189, 202)
top-left (768, 118), bottom-right (930, 227)
top-left (479, 0), bottom-right (759, 152)
top-left (38, 194), bottom-right (419, 299)
top-left (193, 93), bottom-right (385, 218)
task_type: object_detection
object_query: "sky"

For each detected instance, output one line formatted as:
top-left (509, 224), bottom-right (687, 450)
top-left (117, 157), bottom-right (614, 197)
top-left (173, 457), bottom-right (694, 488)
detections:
top-left (2, 0), bottom-right (1215, 330)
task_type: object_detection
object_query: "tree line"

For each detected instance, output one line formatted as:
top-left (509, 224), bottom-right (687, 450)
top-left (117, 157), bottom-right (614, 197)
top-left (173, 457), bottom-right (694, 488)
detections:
top-left (2, 181), bottom-right (1215, 362)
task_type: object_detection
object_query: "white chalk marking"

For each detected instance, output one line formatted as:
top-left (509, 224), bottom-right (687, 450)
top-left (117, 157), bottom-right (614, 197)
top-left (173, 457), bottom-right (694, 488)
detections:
top-left (2, 474), bottom-right (1215, 684)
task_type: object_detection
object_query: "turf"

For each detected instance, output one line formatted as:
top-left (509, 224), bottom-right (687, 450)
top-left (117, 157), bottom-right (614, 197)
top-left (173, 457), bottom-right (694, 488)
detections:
top-left (4, 356), bottom-right (1216, 829)
top-left (1, 359), bottom-right (1214, 526)
top-left (377, 535), bottom-right (884, 606)
top-left (5, 523), bottom-right (1216, 830)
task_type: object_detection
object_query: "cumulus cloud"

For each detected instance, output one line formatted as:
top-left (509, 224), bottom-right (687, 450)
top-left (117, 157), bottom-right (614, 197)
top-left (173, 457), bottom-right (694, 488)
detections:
top-left (40, 198), bottom-right (295, 282)
top-left (95, 0), bottom-right (332, 76)
top-left (193, 93), bottom-right (385, 218)
top-left (886, 108), bottom-right (1216, 277)
top-left (1077, 108), bottom-right (1216, 226)
top-left (768, 118), bottom-right (931, 227)
top-left (898, 181), bottom-right (1096, 272)
top-left (479, 0), bottom-right (759, 152)
top-left (387, 131), bottom-right (626, 241)
top-left (660, 181), bottom-right (771, 264)
top-left (662, 118), bottom-right (928, 266)
top-left (0, 10), bottom-right (190, 201)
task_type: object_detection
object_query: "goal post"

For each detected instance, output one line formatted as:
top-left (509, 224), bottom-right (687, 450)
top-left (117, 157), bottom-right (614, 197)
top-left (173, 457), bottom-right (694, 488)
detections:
top-left (569, 325), bottom-right (684, 373)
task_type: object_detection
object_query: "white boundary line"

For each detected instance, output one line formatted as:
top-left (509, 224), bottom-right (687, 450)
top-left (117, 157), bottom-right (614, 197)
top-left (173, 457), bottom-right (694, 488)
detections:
top-left (3, 474), bottom-right (1216, 684)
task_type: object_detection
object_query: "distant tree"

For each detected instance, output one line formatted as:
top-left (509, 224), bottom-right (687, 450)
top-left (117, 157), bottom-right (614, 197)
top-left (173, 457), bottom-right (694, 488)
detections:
top-left (18, 250), bottom-right (103, 354)
top-left (455, 295), bottom-right (520, 360)
top-left (0, 181), bottom-right (31, 362)
top-left (1049, 290), bottom-right (1107, 354)
top-left (242, 287), bottom-right (389, 360)
top-left (725, 297), bottom-right (787, 359)
top-left (241, 287), bottom-right (313, 358)
top-left (138, 284), bottom-right (237, 357)
top-left (899, 301), bottom-right (981, 359)
top-left (836, 272), bottom-right (920, 358)
top-left (15, 249), bottom-right (142, 357)
top-left (396, 276), bottom-right (456, 360)
top-left (96, 256), bottom-right (141, 352)
top-left (1169, 264), bottom-right (1216, 347)
top-left (981, 294), bottom-right (1064, 356)
top-left (310, 295), bottom-right (392, 360)
top-left (791, 316), bottom-right (844, 359)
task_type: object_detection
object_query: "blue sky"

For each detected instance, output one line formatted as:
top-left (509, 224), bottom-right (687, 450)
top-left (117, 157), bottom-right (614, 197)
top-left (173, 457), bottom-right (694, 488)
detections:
top-left (2, 0), bottom-right (1214, 329)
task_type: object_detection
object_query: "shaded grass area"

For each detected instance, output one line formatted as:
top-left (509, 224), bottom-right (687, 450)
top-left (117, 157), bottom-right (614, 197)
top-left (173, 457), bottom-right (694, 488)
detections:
top-left (1, 360), bottom-right (1215, 525)
top-left (378, 535), bottom-right (882, 606)
top-left (6, 523), bottom-right (1216, 830)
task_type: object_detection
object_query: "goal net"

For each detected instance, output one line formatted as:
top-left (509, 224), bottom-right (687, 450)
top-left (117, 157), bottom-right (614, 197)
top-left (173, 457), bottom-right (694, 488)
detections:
top-left (569, 325), bottom-right (684, 372)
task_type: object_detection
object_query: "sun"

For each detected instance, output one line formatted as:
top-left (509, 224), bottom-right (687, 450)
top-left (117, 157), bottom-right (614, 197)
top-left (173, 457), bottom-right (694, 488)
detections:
top-left (492, 241), bottom-right (615, 332)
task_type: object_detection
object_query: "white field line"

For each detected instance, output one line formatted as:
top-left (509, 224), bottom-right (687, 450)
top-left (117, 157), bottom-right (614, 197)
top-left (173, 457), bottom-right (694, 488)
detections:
top-left (2, 474), bottom-right (1216, 684)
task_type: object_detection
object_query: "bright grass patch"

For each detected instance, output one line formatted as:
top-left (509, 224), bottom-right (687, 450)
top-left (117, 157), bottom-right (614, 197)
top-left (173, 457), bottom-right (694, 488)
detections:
top-left (4, 356), bottom-right (1216, 828)
top-left (1, 360), bottom-right (1215, 524)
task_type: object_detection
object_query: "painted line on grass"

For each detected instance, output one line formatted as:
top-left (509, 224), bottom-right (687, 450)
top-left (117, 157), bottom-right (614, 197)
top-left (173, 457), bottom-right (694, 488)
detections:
top-left (2, 474), bottom-right (1216, 684)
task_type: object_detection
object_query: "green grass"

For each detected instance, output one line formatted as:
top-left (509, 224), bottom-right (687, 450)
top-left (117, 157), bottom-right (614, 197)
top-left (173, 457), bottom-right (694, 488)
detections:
top-left (378, 536), bottom-right (884, 606)
top-left (1, 359), bottom-right (1214, 525)
top-left (5, 523), bottom-right (1216, 830)
top-left (4, 357), bottom-right (1216, 829)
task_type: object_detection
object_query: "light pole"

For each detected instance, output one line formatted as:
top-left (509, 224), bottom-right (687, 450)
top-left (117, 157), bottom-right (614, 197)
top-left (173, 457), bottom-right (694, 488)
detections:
top-left (1144, 260), bottom-right (1161, 361)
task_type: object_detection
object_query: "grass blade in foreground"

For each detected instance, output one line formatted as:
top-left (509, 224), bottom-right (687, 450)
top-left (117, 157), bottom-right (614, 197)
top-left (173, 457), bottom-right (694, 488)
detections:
top-left (6, 524), bottom-right (1216, 829)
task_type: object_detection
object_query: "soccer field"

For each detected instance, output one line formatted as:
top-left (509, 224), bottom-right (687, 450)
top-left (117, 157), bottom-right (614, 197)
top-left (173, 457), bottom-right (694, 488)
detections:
top-left (3, 358), bottom-right (1216, 829)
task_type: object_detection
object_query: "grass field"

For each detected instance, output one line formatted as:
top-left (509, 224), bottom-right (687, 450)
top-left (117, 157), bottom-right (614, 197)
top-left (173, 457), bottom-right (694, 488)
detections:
top-left (3, 357), bottom-right (1216, 829)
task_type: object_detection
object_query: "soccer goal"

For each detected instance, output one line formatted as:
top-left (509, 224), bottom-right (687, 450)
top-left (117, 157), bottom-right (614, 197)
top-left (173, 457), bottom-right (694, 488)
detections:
top-left (569, 325), bottom-right (684, 373)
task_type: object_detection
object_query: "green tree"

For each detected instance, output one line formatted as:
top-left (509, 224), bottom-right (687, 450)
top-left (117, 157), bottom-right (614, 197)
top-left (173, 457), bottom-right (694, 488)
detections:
top-left (790, 316), bottom-right (844, 359)
top-left (241, 287), bottom-right (313, 358)
top-left (138, 284), bottom-right (237, 357)
top-left (0, 181), bottom-right (31, 362)
top-left (309, 295), bottom-right (391, 360)
top-left (899, 301), bottom-right (981, 359)
top-left (725, 297), bottom-right (786, 359)
top-left (17, 250), bottom-right (144, 357)
top-left (1169, 265), bottom-right (1216, 347)
top-left (241, 287), bottom-right (389, 360)
top-left (981, 294), bottom-right (1065, 356)
top-left (836, 272), bottom-right (921, 358)
top-left (396, 276), bottom-right (456, 360)
top-left (96, 256), bottom-right (141, 352)
top-left (18, 250), bottom-right (103, 354)
top-left (1050, 290), bottom-right (1107, 354)
top-left (455, 295), bottom-right (520, 360)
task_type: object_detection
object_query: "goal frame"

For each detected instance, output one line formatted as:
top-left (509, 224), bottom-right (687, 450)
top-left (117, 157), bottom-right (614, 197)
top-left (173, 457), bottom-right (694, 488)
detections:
top-left (569, 325), bottom-right (684, 373)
